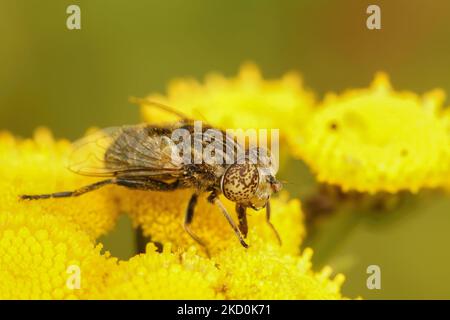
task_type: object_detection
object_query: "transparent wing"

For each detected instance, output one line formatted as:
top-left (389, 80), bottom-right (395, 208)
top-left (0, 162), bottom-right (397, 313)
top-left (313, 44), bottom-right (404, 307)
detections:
top-left (68, 125), bottom-right (184, 177)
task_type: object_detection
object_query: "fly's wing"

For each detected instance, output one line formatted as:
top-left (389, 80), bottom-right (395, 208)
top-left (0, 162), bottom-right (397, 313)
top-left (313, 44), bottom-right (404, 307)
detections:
top-left (68, 125), bottom-right (184, 178)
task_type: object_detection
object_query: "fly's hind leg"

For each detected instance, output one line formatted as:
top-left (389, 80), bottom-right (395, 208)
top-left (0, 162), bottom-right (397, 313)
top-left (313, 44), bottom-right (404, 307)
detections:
top-left (20, 179), bottom-right (116, 200)
top-left (115, 177), bottom-right (179, 191)
top-left (20, 177), bottom-right (179, 200)
top-left (183, 193), bottom-right (211, 257)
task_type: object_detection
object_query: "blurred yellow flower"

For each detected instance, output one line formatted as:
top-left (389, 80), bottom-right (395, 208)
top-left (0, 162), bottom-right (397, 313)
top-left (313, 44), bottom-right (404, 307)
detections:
top-left (442, 108), bottom-right (450, 190)
top-left (0, 128), bottom-right (120, 238)
top-left (138, 63), bottom-right (315, 155)
top-left (296, 73), bottom-right (450, 193)
top-left (0, 208), bottom-right (115, 299)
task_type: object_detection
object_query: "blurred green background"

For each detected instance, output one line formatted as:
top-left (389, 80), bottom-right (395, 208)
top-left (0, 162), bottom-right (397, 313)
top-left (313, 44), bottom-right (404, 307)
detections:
top-left (2, 0), bottom-right (450, 299)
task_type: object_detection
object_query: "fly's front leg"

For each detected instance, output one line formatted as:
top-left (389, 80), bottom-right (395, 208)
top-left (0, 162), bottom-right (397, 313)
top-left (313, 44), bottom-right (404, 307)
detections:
top-left (236, 204), bottom-right (248, 238)
top-left (208, 192), bottom-right (248, 248)
top-left (265, 201), bottom-right (282, 245)
top-left (183, 193), bottom-right (210, 257)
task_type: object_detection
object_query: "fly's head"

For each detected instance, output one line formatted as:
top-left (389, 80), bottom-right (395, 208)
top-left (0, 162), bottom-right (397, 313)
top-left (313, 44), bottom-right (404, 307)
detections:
top-left (220, 148), bottom-right (282, 210)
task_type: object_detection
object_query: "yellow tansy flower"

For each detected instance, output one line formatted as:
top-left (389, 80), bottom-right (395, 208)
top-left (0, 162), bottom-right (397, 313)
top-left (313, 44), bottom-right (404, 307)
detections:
top-left (113, 188), bottom-right (347, 299)
top-left (215, 246), bottom-right (345, 300)
top-left (0, 128), bottom-right (120, 238)
top-left (96, 243), bottom-right (345, 300)
top-left (0, 125), bottom-right (349, 299)
top-left (296, 73), bottom-right (450, 193)
top-left (0, 208), bottom-right (115, 299)
top-left (118, 189), bottom-right (304, 257)
top-left (138, 63), bottom-right (315, 154)
top-left (95, 244), bottom-right (223, 299)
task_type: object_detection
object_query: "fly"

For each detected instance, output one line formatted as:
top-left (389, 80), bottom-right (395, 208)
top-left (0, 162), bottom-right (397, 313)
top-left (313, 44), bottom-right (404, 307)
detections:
top-left (20, 100), bottom-right (282, 255)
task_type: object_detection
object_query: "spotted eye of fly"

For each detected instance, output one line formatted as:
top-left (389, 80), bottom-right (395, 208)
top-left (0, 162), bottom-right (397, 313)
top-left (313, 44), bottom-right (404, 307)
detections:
top-left (221, 163), bottom-right (259, 203)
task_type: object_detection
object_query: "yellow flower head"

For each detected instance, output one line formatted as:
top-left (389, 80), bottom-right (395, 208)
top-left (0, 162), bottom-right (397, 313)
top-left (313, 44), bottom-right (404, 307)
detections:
top-left (296, 73), bottom-right (450, 193)
top-left (138, 63), bottom-right (315, 153)
top-left (215, 246), bottom-right (345, 300)
top-left (0, 128), bottom-right (120, 238)
top-left (0, 208), bottom-right (115, 299)
top-left (0, 129), bottom-right (349, 299)
top-left (118, 188), bottom-right (304, 257)
top-left (112, 184), bottom-right (348, 299)
top-left (95, 244), bottom-right (223, 299)
top-left (96, 243), bottom-right (345, 300)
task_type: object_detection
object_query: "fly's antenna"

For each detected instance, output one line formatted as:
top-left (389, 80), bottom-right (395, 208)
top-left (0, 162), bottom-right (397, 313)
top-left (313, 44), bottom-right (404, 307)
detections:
top-left (191, 109), bottom-right (208, 123)
top-left (279, 179), bottom-right (297, 186)
top-left (129, 97), bottom-right (192, 121)
top-left (129, 96), bottom-right (209, 123)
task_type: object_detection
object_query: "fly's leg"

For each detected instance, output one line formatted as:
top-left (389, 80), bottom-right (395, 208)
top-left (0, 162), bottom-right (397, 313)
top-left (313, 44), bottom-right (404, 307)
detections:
top-left (236, 204), bottom-right (248, 238)
top-left (20, 179), bottom-right (116, 200)
top-left (265, 201), bottom-right (282, 245)
top-left (183, 193), bottom-right (211, 257)
top-left (208, 193), bottom-right (248, 248)
top-left (115, 178), bottom-right (179, 191)
top-left (20, 178), bottom-right (180, 200)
